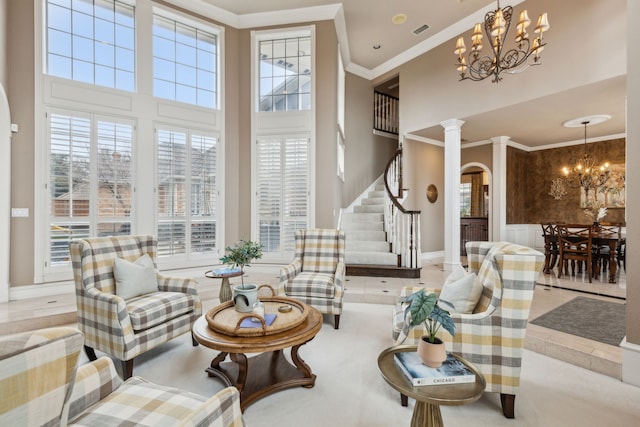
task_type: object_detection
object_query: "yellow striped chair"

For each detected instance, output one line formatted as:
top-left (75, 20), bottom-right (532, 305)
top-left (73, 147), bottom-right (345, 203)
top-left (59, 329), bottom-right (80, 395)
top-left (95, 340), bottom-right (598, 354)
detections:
top-left (279, 229), bottom-right (346, 329)
top-left (0, 327), bottom-right (245, 427)
top-left (70, 235), bottom-right (201, 379)
top-left (0, 327), bottom-right (83, 426)
top-left (393, 241), bottom-right (543, 418)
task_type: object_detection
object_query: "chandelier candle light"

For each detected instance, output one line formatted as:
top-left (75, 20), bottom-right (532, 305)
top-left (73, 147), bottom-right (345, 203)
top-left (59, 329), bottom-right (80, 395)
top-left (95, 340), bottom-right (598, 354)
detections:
top-left (455, 1), bottom-right (549, 82)
top-left (562, 120), bottom-right (610, 201)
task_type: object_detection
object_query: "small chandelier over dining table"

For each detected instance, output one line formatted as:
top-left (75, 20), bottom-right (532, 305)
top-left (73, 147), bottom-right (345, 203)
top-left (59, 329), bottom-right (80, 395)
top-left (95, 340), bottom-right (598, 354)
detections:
top-left (561, 119), bottom-right (610, 199)
top-left (454, 1), bottom-right (549, 83)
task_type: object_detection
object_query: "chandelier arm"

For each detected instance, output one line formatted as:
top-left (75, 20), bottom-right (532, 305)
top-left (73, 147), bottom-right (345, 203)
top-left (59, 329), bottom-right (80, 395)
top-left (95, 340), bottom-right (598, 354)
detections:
top-left (456, 2), bottom-right (547, 83)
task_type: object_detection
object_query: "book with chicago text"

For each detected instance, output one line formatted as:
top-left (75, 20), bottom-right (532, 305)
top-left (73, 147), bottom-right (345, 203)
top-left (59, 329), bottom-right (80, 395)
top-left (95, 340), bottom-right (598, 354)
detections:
top-left (393, 351), bottom-right (475, 386)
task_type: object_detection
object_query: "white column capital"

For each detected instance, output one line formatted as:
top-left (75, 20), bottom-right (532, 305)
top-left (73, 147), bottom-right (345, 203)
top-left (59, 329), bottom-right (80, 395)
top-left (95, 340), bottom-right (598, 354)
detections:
top-left (490, 136), bottom-right (511, 145)
top-left (440, 119), bottom-right (465, 132)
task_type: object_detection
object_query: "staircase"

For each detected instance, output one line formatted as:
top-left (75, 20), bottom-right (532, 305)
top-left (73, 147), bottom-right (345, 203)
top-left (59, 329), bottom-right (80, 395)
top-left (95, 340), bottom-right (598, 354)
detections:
top-left (342, 180), bottom-right (420, 278)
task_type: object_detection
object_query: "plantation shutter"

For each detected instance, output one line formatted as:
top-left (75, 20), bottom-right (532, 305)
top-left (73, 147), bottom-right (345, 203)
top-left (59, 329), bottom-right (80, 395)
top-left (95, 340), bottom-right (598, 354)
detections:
top-left (96, 120), bottom-right (133, 237)
top-left (190, 133), bottom-right (218, 253)
top-left (157, 128), bottom-right (187, 257)
top-left (256, 135), bottom-right (309, 255)
top-left (49, 113), bottom-right (91, 265)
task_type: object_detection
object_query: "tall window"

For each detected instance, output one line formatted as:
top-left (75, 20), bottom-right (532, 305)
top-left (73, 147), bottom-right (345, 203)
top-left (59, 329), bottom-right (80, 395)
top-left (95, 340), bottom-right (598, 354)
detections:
top-left (46, 0), bottom-right (135, 91)
top-left (256, 136), bottom-right (309, 254)
top-left (258, 36), bottom-right (311, 112)
top-left (153, 14), bottom-right (218, 108)
top-left (156, 127), bottom-right (218, 258)
top-left (48, 112), bottom-right (133, 267)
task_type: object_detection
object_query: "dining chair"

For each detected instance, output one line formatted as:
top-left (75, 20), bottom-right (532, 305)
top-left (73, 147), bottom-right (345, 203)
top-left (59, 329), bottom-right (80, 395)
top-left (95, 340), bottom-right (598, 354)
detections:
top-left (594, 223), bottom-right (623, 277)
top-left (556, 224), bottom-right (595, 283)
top-left (540, 223), bottom-right (560, 274)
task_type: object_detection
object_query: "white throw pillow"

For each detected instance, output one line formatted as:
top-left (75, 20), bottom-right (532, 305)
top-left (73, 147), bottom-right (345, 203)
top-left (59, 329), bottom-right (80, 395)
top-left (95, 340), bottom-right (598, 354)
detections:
top-left (114, 254), bottom-right (158, 299)
top-left (438, 272), bottom-right (483, 314)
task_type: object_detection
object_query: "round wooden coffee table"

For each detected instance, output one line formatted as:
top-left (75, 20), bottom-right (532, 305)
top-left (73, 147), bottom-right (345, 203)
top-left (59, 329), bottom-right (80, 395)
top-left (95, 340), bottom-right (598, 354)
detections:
top-left (192, 300), bottom-right (322, 410)
top-left (378, 345), bottom-right (486, 427)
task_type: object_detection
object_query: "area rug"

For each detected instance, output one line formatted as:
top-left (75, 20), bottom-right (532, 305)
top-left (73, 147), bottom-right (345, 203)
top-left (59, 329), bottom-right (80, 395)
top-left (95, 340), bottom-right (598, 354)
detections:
top-left (530, 296), bottom-right (626, 346)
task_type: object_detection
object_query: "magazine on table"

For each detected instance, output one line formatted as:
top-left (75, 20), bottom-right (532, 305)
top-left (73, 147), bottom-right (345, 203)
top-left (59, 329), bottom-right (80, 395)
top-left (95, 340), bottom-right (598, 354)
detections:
top-left (393, 351), bottom-right (475, 386)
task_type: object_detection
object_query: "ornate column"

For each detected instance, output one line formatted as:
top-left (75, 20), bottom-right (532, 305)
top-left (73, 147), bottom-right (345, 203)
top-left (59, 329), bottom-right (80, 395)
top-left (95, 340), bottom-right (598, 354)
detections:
top-left (441, 119), bottom-right (464, 271)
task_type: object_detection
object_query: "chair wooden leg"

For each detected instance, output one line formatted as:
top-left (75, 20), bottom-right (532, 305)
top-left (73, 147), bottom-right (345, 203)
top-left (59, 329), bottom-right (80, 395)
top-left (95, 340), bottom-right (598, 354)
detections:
top-left (500, 393), bottom-right (515, 419)
top-left (400, 393), bottom-right (408, 407)
top-left (84, 345), bottom-right (97, 361)
top-left (334, 314), bottom-right (340, 330)
top-left (122, 359), bottom-right (134, 380)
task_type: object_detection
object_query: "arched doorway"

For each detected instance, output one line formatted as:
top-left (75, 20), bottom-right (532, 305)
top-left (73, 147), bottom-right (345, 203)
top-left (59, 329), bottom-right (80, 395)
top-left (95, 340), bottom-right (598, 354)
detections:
top-left (460, 162), bottom-right (491, 256)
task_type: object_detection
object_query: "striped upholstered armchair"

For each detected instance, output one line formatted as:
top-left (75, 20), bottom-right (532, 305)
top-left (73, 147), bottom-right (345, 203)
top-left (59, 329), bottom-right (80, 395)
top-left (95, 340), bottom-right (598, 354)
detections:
top-left (0, 327), bottom-right (244, 426)
top-left (279, 229), bottom-right (346, 329)
top-left (392, 241), bottom-right (543, 418)
top-left (70, 235), bottom-right (201, 379)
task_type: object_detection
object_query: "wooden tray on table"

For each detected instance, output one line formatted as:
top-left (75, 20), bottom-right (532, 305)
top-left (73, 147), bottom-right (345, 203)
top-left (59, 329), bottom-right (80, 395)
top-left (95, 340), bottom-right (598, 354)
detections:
top-left (205, 294), bottom-right (309, 337)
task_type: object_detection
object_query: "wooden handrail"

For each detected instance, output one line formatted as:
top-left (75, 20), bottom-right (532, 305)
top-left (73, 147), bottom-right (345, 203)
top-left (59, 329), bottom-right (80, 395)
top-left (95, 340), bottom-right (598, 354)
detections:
top-left (382, 147), bottom-right (421, 269)
top-left (383, 149), bottom-right (420, 214)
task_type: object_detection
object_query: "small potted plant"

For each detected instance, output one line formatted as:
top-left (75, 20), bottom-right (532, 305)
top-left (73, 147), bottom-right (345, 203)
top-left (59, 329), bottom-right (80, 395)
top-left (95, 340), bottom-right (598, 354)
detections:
top-left (219, 239), bottom-right (263, 312)
top-left (400, 289), bottom-right (455, 367)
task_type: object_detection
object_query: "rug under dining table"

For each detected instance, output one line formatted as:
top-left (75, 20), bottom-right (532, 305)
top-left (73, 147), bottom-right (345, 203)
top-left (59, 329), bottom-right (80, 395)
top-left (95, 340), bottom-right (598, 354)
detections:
top-left (530, 296), bottom-right (626, 346)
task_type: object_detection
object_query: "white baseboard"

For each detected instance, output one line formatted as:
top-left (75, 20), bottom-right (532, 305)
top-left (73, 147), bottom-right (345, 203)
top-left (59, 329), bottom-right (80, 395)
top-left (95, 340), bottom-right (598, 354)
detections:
top-left (422, 251), bottom-right (445, 260)
top-left (10, 281), bottom-right (74, 301)
top-left (621, 337), bottom-right (640, 388)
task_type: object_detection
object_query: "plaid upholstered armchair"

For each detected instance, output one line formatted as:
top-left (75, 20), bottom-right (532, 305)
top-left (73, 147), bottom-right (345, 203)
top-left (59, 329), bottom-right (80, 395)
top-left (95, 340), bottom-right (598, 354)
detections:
top-left (393, 241), bottom-right (543, 418)
top-left (70, 235), bottom-right (201, 379)
top-left (278, 229), bottom-right (346, 329)
top-left (0, 327), bottom-right (244, 426)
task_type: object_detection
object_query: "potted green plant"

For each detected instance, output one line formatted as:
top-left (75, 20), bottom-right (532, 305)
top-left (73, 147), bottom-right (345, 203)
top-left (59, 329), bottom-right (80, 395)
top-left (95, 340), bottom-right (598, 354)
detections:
top-left (400, 289), bottom-right (456, 367)
top-left (219, 239), bottom-right (263, 312)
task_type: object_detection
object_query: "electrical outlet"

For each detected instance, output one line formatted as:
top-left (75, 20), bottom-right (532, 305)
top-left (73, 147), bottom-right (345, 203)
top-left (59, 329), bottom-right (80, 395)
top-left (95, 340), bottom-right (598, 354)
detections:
top-left (11, 208), bottom-right (29, 217)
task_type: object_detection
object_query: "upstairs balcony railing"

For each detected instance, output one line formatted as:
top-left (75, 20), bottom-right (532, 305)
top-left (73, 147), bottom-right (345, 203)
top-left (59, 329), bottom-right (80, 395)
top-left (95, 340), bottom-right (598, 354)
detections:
top-left (374, 91), bottom-right (399, 135)
top-left (383, 148), bottom-right (421, 269)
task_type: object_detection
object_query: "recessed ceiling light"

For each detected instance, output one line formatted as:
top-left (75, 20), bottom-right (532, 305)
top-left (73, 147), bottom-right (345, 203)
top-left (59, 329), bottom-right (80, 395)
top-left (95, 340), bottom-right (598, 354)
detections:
top-left (373, 44), bottom-right (381, 50)
top-left (562, 115), bottom-right (611, 127)
top-left (392, 13), bottom-right (407, 25)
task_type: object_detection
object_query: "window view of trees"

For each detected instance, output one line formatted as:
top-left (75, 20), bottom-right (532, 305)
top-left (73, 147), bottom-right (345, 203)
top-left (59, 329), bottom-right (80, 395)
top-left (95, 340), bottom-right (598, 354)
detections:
top-left (49, 113), bottom-right (133, 265)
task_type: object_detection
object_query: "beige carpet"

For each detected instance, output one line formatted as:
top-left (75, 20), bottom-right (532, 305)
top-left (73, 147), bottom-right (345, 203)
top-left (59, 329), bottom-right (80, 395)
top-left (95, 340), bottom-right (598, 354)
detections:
top-left (80, 302), bottom-right (640, 426)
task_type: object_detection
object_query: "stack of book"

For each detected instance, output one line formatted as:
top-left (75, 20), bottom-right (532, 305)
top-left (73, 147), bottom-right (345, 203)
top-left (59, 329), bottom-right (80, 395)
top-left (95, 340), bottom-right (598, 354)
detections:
top-left (393, 351), bottom-right (475, 386)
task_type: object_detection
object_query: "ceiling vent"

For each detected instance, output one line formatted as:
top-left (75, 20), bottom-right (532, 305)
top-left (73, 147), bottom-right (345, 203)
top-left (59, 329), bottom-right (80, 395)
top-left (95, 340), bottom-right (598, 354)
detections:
top-left (412, 24), bottom-right (430, 35)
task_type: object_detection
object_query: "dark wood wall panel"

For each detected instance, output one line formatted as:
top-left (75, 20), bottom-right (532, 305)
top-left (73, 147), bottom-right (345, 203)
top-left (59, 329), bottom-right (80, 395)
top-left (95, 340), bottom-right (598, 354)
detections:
top-left (506, 138), bottom-right (626, 225)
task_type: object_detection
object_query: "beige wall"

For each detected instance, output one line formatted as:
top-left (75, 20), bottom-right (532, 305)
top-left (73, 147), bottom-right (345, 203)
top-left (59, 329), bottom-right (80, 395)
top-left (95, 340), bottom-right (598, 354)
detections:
top-left (403, 139), bottom-right (445, 252)
top-left (343, 72), bottom-right (397, 206)
top-left (399, 0), bottom-right (626, 136)
top-left (626, 0), bottom-right (639, 346)
top-left (7, 0), bottom-right (34, 286)
top-left (0, 0), bottom-right (6, 87)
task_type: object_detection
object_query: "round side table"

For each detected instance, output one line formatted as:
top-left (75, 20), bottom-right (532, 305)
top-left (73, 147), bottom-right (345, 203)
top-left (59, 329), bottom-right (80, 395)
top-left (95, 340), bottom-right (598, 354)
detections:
top-left (204, 269), bottom-right (244, 302)
top-left (378, 345), bottom-right (485, 427)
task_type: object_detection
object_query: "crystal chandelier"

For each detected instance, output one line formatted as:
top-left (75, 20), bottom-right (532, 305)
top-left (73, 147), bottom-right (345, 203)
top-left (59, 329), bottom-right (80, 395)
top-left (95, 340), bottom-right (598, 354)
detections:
top-left (562, 121), bottom-right (610, 200)
top-left (454, 1), bottom-right (549, 83)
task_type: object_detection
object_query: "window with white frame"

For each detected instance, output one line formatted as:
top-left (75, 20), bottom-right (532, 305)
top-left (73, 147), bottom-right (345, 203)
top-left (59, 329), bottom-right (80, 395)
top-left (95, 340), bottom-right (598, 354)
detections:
top-left (39, 2), bottom-right (224, 280)
top-left (258, 35), bottom-right (311, 112)
top-left (48, 111), bottom-right (133, 268)
top-left (153, 14), bottom-right (218, 108)
top-left (156, 127), bottom-right (218, 258)
top-left (45, 0), bottom-right (135, 91)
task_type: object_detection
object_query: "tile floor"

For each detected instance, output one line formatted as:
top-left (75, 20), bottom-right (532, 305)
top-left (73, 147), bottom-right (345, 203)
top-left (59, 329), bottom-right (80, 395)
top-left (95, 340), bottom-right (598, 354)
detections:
top-left (0, 257), bottom-right (626, 379)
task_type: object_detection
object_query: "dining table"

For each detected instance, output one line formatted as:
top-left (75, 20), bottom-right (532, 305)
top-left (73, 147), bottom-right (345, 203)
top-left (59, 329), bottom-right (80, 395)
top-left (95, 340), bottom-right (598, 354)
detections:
top-left (543, 226), bottom-right (625, 284)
